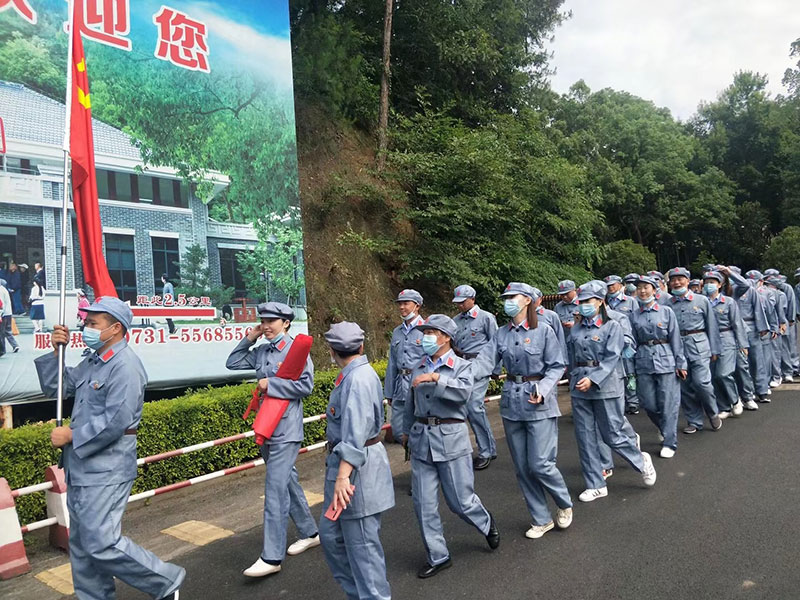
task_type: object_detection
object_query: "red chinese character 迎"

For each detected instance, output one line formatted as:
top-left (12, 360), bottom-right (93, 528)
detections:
top-left (0, 0), bottom-right (37, 24)
top-left (153, 6), bottom-right (210, 73)
top-left (66, 0), bottom-right (132, 50)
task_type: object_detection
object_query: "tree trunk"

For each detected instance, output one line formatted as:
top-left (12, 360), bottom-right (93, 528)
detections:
top-left (376, 0), bottom-right (394, 171)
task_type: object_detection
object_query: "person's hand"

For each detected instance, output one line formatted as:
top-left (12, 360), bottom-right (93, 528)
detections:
top-left (332, 477), bottom-right (355, 511)
top-left (247, 324), bottom-right (264, 342)
top-left (742, 348), bottom-right (749, 356)
top-left (50, 426), bottom-right (72, 448)
top-left (528, 393), bottom-right (543, 404)
top-left (760, 330), bottom-right (769, 337)
top-left (258, 377), bottom-right (269, 392)
top-left (772, 332), bottom-right (778, 340)
top-left (51, 324), bottom-right (69, 356)
top-left (711, 354), bottom-right (718, 362)
top-left (780, 324), bottom-right (787, 335)
top-left (718, 266), bottom-right (730, 275)
top-left (412, 373), bottom-right (439, 387)
top-left (677, 369), bottom-right (687, 380)
top-left (576, 377), bottom-right (592, 392)
top-left (563, 321), bottom-right (574, 329)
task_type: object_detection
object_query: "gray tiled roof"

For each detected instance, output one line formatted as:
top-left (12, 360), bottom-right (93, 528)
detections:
top-left (0, 80), bottom-right (141, 160)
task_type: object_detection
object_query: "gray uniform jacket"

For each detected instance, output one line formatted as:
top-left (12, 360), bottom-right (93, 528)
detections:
top-left (554, 299), bottom-right (579, 326)
top-left (478, 319), bottom-right (566, 421)
top-left (226, 334), bottom-right (314, 444)
top-left (454, 305), bottom-right (498, 357)
top-left (325, 355), bottom-right (394, 519)
top-left (384, 315), bottom-right (426, 401)
top-left (728, 272), bottom-right (770, 334)
top-left (568, 316), bottom-right (625, 399)
top-left (607, 293), bottom-right (637, 314)
top-left (668, 292), bottom-right (721, 360)
top-left (34, 340), bottom-right (146, 486)
top-left (710, 294), bottom-right (749, 350)
top-left (403, 350), bottom-right (474, 462)
top-left (630, 302), bottom-right (687, 374)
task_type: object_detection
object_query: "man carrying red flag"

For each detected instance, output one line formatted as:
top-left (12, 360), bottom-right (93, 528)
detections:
top-left (69, 15), bottom-right (118, 299)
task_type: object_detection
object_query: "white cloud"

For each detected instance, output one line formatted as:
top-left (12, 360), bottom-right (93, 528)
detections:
top-left (548, 0), bottom-right (800, 119)
top-left (187, 3), bottom-right (294, 89)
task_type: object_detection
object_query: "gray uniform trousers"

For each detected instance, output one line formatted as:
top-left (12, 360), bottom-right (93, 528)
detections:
top-left (260, 441), bottom-right (318, 562)
top-left (319, 512), bottom-right (390, 600)
top-left (771, 335), bottom-right (783, 382)
top-left (638, 372), bottom-right (681, 450)
top-left (735, 346), bottom-right (755, 401)
top-left (742, 330), bottom-right (770, 397)
top-left (502, 418), bottom-right (572, 526)
top-left (680, 358), bottom-right (719, 429)
top-left (712, 332), bottom-right (739, 412)
top-left (572, 396), bottom-right (645, 490)
top-left (780, 324), bottom-right (795, 378)
top-left (466, 375), bottom-right (497, 459)
top-left (411, 450), bottom-right (491, 566)
top-left (68, 481), bottom-right (184, 600)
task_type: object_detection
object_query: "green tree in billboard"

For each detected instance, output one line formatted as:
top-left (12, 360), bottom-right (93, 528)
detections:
top-left (176, 244), bottom-right (234, 309)
top-left (238, 219), bottom-right (305, 307)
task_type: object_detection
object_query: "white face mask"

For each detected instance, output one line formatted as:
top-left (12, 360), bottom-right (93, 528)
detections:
top-left (402, 312), bottom-right (417, 322)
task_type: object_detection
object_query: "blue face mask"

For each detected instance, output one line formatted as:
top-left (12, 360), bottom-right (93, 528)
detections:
top-left (671, 287), bottom-right (688, 296)
top-left (578, 302), bottom-right (597, 317)
top-left (504, 299), bottom-right (522, 317)
top-left (402, 312), bottom-right (418, 322)
top-left (422, 334), bottom-right (440, 356)
top-left (625, 284), bottom-right (637, 294)
top-left (608, 289), bottom-right (622, 299)
top-left (637, 295), bottom-right (654, 306)
top-left (704, 283), bottom-right (718, 296)
top-left (269, 332), bottom-right (284, 345)
top-left (82, 325), bottom-right (113, 351)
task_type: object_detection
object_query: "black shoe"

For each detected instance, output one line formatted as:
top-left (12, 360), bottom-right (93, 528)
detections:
top-left (473, 456), bottom-right (491, 470)
top-left (12, 347), bottom-right (19, 353)
top-left (160, 590), bottom-right (180, 600)
top-left (710, 415), bottom-right (722, 431)
top-left (625, 405), bottom-right (640, 415)
top-left (485, 515), bottom-right (499, 550)
top-left (407, 486), bottom-right (413, 496)
top-left (418, 559), bottom-right (452, 579)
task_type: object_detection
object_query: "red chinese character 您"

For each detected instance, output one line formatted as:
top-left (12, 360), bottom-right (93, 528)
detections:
top-left (153, 6), bottom-right (210, 73)
top-left (66, 0), bottom-right (132, 50)
top-left (0, 0), bottom-right (37, 24)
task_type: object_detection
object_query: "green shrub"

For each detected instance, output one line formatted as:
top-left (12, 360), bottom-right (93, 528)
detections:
top-left (0, 360), bottom-right (389, 525)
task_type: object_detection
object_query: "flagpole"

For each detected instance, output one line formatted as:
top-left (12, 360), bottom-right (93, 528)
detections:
top-left (56, 0), bottom-right (76, 427)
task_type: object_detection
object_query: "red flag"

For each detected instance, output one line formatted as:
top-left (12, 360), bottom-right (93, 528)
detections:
top-left (69, 18), bottom-right (117, 298)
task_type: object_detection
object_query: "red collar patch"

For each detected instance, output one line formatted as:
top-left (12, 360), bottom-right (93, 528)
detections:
top-left (446, 355), bottom-right (455, 368)
top-left (276, 339), bottom-right (287, 351)
top-left (536, 306), bottom-right (544, 315)
top-left (334, 372), bottom-right (344, 387)
top-left (101, 348), bottom-right (115, 362)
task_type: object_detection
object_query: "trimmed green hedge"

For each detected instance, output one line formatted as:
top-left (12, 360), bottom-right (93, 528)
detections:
top-left (0, 360), bottom-right (385, 525)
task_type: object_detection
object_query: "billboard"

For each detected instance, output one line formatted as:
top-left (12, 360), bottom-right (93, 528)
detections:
top-left (0, 0), bottom-right (307, 404)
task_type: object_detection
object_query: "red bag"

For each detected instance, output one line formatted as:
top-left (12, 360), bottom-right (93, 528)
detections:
top-left (243, 334), bottom-right (313, 445)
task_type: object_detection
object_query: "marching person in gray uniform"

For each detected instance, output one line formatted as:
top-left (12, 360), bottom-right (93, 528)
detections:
top-left (723, 267), bottom-right (771, 406)
top-left (745, 270), bottom-right (780, 400)
top-left (401, 315), bottom-right (499, 578)
top-left (605, 275), bottom-right (639, 414)
top-left (689, 279), bottom-right (702, 294)
top-left (765, 271), bottom-right (795, 383)
top-left (384, 289), bottom-right (426, 443)
top-left (666, 267), bottom-right (723, 434)
top-left (554, 280), bottom-right (579, 330)
top-left (703, 271), bottom-right (748, 418)
top-left (647, 271), bottom-right (668, 302)
top-left (452, 285), bottom-right (498, 470)
top-left (623, 273), bottom-right (639, 297)
top-left (763, 274), bottom-right (788, 387)
top-left (477, 282), bottom-right (573, 539)
top-left (226, 302), bottom-right (319, 577)
top-left (568, 281), bottom-right (656, 502)
top-left (774, 273), bottom-right (798, 381)
top-left (319, 322), bottom-right (395, 600)
top-left (630, 275), bottom-right (687, 458)
top-left (530, 286), bottom-right (567, 358)
top-left (36, 297), bottom-right (185, 600)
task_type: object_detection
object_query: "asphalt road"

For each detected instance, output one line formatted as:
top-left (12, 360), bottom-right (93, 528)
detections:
top-left (127, 389), bottom-right (800, 600)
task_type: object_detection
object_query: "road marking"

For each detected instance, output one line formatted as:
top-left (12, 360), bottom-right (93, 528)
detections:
top-left (35, 563), bottom-right (74, 595)
top-left (162, 520), bottom-right (234, 546)
top-left (304, 490), bottom-right (324, 506)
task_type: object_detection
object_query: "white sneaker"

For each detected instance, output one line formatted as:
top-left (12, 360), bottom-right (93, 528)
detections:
top-left (744, 400), bottom-right (759, 411)
top-left (718, 411), bottom-right (731, 420)
top-left (287, 535), bottom-right (321, 556)
top-left (732, 402), bottom-right (744, 416)
top-left (579, 487), bottom-right (608, 502)
top-left (769, 379), bottom-right (781, 388)
top-left (602, 469), bottom-right (613, 480)
top-left (784, 375), bottom-right (794, 383)
top-left (641, 452), bottom-right (657, 487)
top-left (660, 446), bottom-right (675, 459)
top-left (767, 389), bottom-right (773, 395)
top-left (525, 521), bottom-right (554, 539)
top-left (555, 507), bottom-right (573, 529)
top-left (635, 433), bottom-right (641, 450)
top-left (243, 558), bottom-right (282, 577)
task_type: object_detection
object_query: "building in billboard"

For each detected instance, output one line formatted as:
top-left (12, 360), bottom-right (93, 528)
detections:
top-left (0, 80), bottom-right (257, 302)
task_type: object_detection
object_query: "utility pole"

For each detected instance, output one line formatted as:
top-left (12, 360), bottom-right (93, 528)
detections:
top-left (377, 0), bottom-right (394, 171)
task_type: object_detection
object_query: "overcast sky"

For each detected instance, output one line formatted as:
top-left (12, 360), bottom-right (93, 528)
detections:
top-left (547, 0), bottom-right (800, 120)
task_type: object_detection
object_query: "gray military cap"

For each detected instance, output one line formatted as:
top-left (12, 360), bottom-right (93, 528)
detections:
top-left (257, 301), bottom-right (295, 321)
top-left (415, 314), bottom-right (458, 338)
top-left (577, 280), bottom-right (607, 301)
top-left (557, 280), bottom-right (576, 294)
top-left (396, 289), bottom-right (423, 305)
top-left (452, 285), bottom-right (476, 303)
top-left (324, 322), bottom-right (365, 353)
top-left (84, 296), bottom-right (134, 330)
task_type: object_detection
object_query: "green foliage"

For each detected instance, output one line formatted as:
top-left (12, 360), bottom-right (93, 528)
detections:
top-left (762, 227), bottom-right (800, 276)
top-left (0, 360), bottom-right (388, 525)
top-left (176, 244), bottom-right (235, 307)
top-left (595, 240), bottom-right (657, 277)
